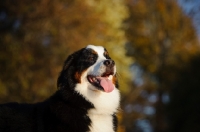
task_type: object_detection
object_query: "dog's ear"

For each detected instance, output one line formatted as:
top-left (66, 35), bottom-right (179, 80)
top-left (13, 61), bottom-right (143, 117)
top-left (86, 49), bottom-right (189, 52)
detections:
top-left (57, 48), bottom-right (84, 89)
top-left (63, 48), bottom-right (84, 71)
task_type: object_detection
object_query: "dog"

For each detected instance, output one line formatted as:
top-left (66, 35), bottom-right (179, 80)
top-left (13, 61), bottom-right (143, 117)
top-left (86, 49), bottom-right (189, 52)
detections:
top-left (0, 45), bottom-right (120, 132)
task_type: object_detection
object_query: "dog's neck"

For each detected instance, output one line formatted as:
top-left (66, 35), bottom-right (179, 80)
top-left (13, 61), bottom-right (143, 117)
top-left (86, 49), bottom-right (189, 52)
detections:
top-left (75, 82), bottom-right (120, 115)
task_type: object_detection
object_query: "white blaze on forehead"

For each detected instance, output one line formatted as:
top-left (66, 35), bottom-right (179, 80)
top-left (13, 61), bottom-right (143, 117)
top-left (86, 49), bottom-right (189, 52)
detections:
top-left (86, 44), bottom-right (116, 77)
top-left (86, 45), bottom-right (105, 59)
top-left (86, 45), bottom-right (108, 76)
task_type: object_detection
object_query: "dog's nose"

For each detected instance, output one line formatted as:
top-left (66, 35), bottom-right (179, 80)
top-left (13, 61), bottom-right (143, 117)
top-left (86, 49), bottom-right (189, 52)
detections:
top-left (104, 59), bottom-right (115, 67)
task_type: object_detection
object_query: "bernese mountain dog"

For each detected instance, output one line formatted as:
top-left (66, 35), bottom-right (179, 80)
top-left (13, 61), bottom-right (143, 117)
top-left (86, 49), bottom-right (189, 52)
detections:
top-left (0, 45), bottom-right (120, 132)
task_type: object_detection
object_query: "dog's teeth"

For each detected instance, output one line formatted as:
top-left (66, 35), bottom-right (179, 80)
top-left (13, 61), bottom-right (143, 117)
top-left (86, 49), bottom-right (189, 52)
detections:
top-left (93, 77), bottom-right (97, 82)
top-left (108, 75), bottom-right (113, 80)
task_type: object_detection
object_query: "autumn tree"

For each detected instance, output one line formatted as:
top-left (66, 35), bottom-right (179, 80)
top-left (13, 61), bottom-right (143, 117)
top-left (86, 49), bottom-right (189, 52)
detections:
top-left (124, 0), bottom-right (200, 131)
top-left (0, 0), bottom-right (131, 103)
top-left (0, 0), bottom-right (131, 131)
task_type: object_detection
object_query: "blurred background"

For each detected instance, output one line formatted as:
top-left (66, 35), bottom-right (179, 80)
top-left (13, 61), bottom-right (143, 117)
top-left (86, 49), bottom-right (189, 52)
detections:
top-left (0, 0), bottom-right (200, 131)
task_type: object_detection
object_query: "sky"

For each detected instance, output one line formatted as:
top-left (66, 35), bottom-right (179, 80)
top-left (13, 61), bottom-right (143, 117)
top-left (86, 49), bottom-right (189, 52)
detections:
top-left (178, 0), bottom-right (200, 38)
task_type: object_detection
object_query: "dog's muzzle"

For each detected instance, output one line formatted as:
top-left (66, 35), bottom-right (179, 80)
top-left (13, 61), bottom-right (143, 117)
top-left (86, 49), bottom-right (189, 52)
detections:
top-left (102, 59), bottom-right (115, 77)
top-left (87, 59), bottom-right (116, 93)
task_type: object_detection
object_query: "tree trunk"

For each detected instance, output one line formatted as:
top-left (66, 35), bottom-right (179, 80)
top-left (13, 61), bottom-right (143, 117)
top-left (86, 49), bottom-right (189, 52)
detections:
top-left (154, 89), bottom-right (167, 132)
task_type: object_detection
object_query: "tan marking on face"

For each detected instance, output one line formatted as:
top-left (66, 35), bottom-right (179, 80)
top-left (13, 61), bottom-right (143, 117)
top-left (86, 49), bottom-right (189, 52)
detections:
top-left (75, 70), bottom-right (86, 83)
top-left (91, 49), bottom-right (98, 55)
top-left (104, 51), bottom-right (109, 57)
top-left (112, 75), bottom-right (117, 86)
top-left (75, 72), bottom-right (81, 83)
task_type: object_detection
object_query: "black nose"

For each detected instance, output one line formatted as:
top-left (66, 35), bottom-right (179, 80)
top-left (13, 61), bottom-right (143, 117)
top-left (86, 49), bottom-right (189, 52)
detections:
top-left (103, 59), bottom-right (115, 67)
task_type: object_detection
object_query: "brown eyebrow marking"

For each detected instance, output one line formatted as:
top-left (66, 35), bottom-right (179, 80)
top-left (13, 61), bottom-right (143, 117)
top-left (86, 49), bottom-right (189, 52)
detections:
top-left (103, 48), bottom-right (111, 59)
top-left (104, 48), bottom-right (108, 54)
top-left (104, 51), bottom-right (108, 56)
top-left (86, 48), bottom-right (98, 55)
top-left (91, 49), bottom-right (97, 55)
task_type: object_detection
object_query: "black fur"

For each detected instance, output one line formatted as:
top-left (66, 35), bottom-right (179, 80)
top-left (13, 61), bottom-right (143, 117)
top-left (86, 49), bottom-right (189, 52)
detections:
top-left (0, 47), bottom-right (118, 132)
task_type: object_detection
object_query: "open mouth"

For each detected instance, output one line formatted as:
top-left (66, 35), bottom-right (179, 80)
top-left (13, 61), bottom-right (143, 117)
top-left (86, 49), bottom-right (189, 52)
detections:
top-left (87, 73), bottom-right (114, 93)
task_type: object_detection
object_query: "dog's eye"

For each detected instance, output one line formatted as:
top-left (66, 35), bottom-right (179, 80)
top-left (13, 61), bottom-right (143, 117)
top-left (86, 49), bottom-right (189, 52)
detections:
top-left (89, 57), bottom-right (94, 61)
top-left (87, 53), bottom-right (96, 61)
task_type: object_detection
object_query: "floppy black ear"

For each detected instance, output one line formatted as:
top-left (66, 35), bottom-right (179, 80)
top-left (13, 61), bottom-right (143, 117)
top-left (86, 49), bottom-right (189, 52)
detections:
top-left (57, 48), bottom-right (84, 89)
top-left (63, 51), bottom-right (79, 70)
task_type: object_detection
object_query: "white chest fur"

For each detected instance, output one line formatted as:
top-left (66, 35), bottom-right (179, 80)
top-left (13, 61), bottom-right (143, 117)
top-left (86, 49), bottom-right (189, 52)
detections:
top-left (88, 110), bottom-right (114, 132)
top-left (75, 80), bottom-right (120, 132)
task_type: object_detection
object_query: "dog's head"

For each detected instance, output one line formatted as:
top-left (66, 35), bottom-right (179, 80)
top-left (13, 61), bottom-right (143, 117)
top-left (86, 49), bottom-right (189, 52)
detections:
top-left (57, 45), bottom-right (120, 113)
top-left (57, 45), bottom-right (118, 93)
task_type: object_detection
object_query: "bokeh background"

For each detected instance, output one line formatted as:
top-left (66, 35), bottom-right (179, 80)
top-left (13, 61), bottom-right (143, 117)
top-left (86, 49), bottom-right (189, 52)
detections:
top-left (1, 0), bottom-right (200, 132)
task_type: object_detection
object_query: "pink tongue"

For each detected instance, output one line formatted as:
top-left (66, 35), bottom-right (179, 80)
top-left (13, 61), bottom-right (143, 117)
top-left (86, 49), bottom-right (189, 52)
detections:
top-left (97, 77), bottom-right (114, 93)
